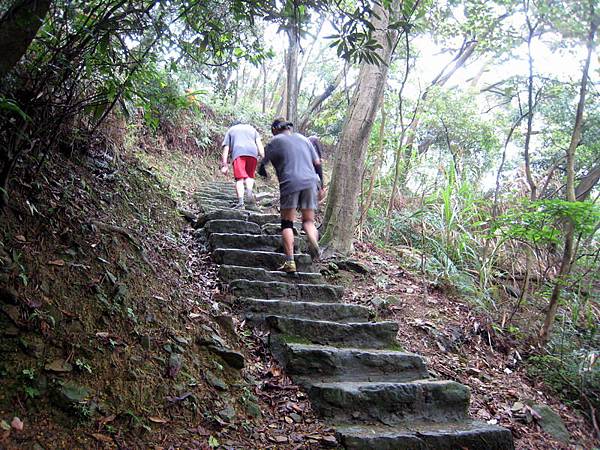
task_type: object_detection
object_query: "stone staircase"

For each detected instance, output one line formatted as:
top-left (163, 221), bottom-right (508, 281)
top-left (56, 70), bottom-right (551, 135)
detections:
top-left (196, 182), bottom-right (514, 450)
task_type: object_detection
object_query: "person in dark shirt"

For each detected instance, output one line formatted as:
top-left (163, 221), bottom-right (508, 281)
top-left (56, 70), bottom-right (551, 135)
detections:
top-left (307, 135), bottom-right (324, 189)
top-left (260, 118), bottom-right (322, 272)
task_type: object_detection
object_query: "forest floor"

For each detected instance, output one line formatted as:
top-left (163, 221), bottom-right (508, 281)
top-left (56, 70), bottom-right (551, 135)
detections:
top-left (329, 240), bottom-right (598, 449)
top-left (1, 144), bottom-right (597, 449)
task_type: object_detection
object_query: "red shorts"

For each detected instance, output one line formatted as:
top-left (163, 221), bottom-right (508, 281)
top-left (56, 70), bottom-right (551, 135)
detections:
top-left (232, 156), bottom-right (257, 180)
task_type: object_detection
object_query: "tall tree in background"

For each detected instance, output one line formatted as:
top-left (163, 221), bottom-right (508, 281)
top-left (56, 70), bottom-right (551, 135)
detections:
top-left (320, 2), bottom-right (397, 254)
top-left (540, 0), bottom-right (597, 343)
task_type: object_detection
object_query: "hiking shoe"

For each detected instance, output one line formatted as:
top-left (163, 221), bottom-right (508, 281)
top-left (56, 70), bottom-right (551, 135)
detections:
top-left (277, 260), bottom-right (296, 273)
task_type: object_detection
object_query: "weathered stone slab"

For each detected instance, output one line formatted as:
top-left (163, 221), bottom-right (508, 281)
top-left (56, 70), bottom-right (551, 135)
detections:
top-left (272, 342), bottom-right (428, 383)
top-left (197, 210), bottom-right (280, 227)
top-left (337, 421), bottom-right (515, 450)
top-left (204, 220), bottom-right (261, 235)
top-left (209, 233), bottom-right (306, 252)
top-left (219, 265), bottom-right (323, 284)
top-left (266, 316), bottom-right (399, 349)
top-left (212, 249), bottom-right (313, 272)
top-left (309, 380), bottom-right (470, 424)
top-left (238, 298), bottom-right (369, 324)
top-left (229, 280), bottom-right (342, 301)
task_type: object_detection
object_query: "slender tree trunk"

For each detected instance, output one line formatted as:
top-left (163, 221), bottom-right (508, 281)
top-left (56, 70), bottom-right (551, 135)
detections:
top-left (286, 26), bottom-right (300, 124)
top-left (320, 3), bottom-right (395, 254)
top-left (298, 65), bottom-right (346, 132)
top-left (396, 39), bottom-right (477, 190)
top-left (297, 14), bottom-right (325, 93)
top-left (269, 62), bottom-right (285, 110)
top-left (540, 5), bottom-right (596, 343)
top-left (358, 102), bottom-right (386, 231)
top-left (261, 62), bottom-right (267, 113)
top-left (0, 0), bottom-right (52, 78)
top-left (524, 15), bottom-right (538, 200)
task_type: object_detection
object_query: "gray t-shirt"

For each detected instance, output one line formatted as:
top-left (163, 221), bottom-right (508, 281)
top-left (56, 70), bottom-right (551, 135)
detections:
top-left (264, 132), bottom-right (320, 196)
top-left (222, 124), bottom-right (259, 160)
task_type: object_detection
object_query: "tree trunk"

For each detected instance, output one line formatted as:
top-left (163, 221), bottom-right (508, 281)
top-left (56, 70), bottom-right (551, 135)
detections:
top-left (286, 26), bottom-right (300, 125)
top-left (358, 101), bottom-right (386, 232)
top-left (320, 3), bottom-right (395, 255)
top-left (524, 15), bottom-right (538, 200)
top-left (0, 0), bottom-right (51, 78)
top-left (539, 5), bottom-right (596, 343)
top-left (261, 62), bottom-right (267, 113)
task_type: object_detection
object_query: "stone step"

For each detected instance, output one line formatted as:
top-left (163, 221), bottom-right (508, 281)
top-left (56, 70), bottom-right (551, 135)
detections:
top-left (261, 222), bottom-right (300, 235)
top-left (238, 298), bottom-right (370, 324)
top-left (209, 233), bottom-right (307, 252)
top-left (336, 421), bottom-right (515, 450)
top-left (308, 380), bottom-right (470, 425)
top-left (197, 210), bottom-right (280, 227)
top-left (219, 265), bottom-right (324, 284)
top-left (204, 220), bottom-right (261, 235)
top-left (266, 316), bottom-right (399, 349)
top-left (195, 193), bottom-right (237, 202)
top-left (199, 203), bottom-right (261, 214)
top-left (213, 249), bottom-right (314, 272)
top-left (270, 342), bottom-right (428, 383)
top-left (229, 280), bottom-right (342, 301)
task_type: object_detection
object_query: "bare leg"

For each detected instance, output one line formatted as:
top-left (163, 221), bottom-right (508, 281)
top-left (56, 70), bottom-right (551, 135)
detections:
top-left (301, 208), bottom-right (320, 259)
top-left (235, 179), bottom-right (245, 202)
top-left (281, 208), bottom-right (296, 258)
top-left (244, 177), bottom-right (255, 192)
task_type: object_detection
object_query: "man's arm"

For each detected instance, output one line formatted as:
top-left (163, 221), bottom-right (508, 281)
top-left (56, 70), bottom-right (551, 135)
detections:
top-left (256, 136), bottom-right (264, 158)
top-left (221, 131), bottom-right (230, 174)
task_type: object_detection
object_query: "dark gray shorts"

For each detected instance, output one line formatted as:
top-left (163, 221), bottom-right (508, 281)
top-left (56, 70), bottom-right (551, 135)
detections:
top-left (280, 186), bottom-right (318, 210)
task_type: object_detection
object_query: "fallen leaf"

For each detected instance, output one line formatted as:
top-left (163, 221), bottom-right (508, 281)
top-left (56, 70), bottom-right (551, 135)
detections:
top-left (95, 332), bottom-right (110, 338)
top-left (48, 259), bottom-right (65, 266)
top-left (91, 433), bottom-right (113, 443)
top-left (148, 416), bottom-right (168, 423)
top-left (98, 414), bottom-right (116, 425)
top-left (15, 235), bottom-right (26, 243)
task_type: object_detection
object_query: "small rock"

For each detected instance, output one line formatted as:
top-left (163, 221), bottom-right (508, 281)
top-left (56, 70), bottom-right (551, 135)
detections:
top-left (289, 412), bottom-right (302, 423)
top-left (208, 345), bottom-right (245, 370)
top-left (55, 382), bottom-right (90, 408)
top-left (168, 353), bottom-right (183, 378)
top-left (11, 417), bottom-right (23, 431)
top-left (45, 359), bottom-right (73, 373)
top-left (532, 403), bottom-right (570, 443)
top-left (178, 209), bottom-right (197, 223)
top-left (205, 371), bottom-right (228, 391)
top-left (214, 315), bottom-right (235, 335)
top-left (174, 336), bottom-right (190, 346)
top-left (334, 258), bottom-right (370, 274)
top-left (218, 404), bottom-right (236, 422)
top-left (0, 287), bottom-right (18, 304)
top-left (244, 400), bottom-right (262, 419)
top-left (2, 304), bottom-right (21, 324)
top-left (370, 297), bottom-right (388, 308)
top-left (140, 334), bottom-right (151, 350)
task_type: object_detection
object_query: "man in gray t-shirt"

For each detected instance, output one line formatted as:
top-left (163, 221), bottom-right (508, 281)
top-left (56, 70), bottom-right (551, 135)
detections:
top-left (221, 122), bottom-right (264, 208)
top-left (260, 118), bottom-right (322, 272)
